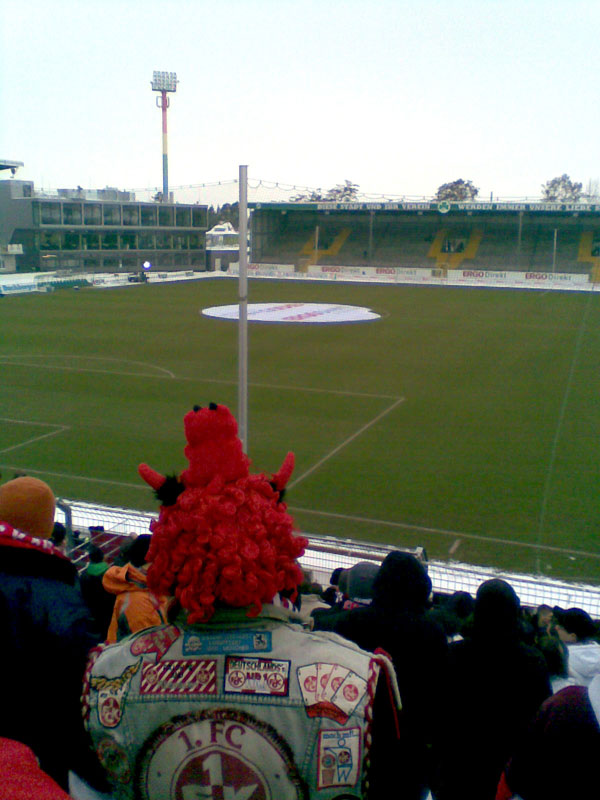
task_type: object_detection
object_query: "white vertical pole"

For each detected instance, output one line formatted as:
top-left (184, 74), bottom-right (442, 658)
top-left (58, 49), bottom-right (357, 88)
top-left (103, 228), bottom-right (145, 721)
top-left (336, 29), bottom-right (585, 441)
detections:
top-left (552, 228), bottom-right (558, 276)
top-left (238, 165), bottom-right (248, 450)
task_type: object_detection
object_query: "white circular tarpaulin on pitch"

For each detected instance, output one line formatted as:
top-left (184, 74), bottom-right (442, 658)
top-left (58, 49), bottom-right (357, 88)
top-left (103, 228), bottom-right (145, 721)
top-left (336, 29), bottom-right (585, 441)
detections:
top-left (201, 302), bottom-right (380, 324)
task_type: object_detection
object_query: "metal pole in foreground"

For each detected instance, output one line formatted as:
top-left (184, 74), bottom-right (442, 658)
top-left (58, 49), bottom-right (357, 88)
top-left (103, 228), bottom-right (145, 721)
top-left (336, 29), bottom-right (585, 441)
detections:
top-left (238, 165), bottom-right (248, 450)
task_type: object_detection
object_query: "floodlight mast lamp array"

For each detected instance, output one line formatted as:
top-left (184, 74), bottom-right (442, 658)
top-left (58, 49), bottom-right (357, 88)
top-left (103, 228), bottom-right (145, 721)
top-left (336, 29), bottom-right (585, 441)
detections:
top-left (151, 71), bottom-right (178, 201)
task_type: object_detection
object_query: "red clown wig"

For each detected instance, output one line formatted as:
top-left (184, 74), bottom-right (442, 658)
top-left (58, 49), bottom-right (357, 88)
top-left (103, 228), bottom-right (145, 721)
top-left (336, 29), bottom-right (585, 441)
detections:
top-left (139, 404), bottom-right (306, 623)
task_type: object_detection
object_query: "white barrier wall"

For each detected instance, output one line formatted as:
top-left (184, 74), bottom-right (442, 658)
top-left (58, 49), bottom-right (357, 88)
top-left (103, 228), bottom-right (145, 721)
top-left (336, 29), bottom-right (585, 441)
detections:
top-left (59, 499), bottom-right (600, 617)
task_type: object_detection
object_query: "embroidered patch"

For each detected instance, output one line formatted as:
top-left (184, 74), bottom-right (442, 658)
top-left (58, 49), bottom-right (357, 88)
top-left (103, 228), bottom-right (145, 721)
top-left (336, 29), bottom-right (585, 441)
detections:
top-left (96, 738), bottom-right (131, 784)
top-left (136, 708), bottom-right (307, 800)
top-left (183, 629), bottom-right (272, 655)
top-left (130, 625), bottom-right (180, 661)
top-left (297, 663), bottom-right (367, 724)
top-left (224, 656), bottom-right (290, 696)
top-left (91, 660), bottom-right (141, 728)
top-left (317, 727), bottom-right (361, 789)
top-left (140, 659), bottom-right (217, 696)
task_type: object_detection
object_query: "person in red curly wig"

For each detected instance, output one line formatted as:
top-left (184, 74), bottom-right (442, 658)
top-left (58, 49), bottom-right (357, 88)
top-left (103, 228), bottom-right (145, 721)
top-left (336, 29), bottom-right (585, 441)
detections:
top-left (83, 403), bottom-right (402, 800)
top-left (138, 402), bottom-right (306, 621)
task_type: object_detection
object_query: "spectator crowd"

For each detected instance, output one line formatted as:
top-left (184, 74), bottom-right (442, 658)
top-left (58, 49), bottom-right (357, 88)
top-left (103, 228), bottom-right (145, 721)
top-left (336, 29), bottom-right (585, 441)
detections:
top-left (0, 404), bottom-right (599, 800)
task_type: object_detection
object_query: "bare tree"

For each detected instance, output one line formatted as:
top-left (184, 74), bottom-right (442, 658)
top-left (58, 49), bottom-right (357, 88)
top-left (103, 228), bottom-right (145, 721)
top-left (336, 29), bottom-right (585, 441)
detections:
top-left (540, 174), bottom-right (582, 202)
top-left (325, 180), bottom-right (360, 201)
top-left (290, 189), bottom-right (324, 202)
top-left (436, 179), bottom-right (479, 201)
top-left (583, 178), bottom-right (600, 202)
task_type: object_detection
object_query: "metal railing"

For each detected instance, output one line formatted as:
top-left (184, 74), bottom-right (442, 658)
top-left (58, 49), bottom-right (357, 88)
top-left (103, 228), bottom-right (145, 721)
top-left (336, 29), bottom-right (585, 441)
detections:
top-left (58, 498), bottom-right (600, 617)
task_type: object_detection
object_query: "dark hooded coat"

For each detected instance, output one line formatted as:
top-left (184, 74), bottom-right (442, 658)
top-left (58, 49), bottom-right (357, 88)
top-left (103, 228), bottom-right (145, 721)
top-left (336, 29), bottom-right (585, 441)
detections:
top-left (431, 579), bottom-right (551, 800)
top-left (314, 552), bottom-right (448, 800)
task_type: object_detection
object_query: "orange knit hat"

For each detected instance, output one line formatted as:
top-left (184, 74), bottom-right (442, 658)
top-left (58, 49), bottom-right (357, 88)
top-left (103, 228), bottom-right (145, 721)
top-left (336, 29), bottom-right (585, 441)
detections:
top-left (0, 476), bottom-right (56, 539)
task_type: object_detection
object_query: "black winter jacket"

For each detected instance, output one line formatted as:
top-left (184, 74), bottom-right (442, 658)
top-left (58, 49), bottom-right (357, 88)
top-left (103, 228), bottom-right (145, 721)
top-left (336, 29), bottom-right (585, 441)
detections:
top-left (0, 525), bottom-right (102, 788)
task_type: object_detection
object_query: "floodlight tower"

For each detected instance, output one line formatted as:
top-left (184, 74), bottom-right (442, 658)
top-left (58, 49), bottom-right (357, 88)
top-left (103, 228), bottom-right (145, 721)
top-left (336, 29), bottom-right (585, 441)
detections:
top-left (151, 70), bottom-right (178, 201)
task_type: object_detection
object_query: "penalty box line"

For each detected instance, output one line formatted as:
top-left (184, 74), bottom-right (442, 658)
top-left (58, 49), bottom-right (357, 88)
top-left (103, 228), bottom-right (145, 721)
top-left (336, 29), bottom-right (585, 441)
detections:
top-left (288, 397), bottom-right (406, 490)
top-left (0, 418), bottom-right (70, 456)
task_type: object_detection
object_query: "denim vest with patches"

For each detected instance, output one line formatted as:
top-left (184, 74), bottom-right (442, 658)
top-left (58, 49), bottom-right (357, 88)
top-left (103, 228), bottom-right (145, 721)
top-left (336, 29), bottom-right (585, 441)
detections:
top-left (83, 605), bottom-right (398, 800)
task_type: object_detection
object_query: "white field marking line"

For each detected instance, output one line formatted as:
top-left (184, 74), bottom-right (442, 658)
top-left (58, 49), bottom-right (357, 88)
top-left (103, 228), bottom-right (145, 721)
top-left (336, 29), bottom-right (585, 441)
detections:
top-left (449, 539), bottom-right (462, 555)
top-left (0, 463), bottom-right (145, 490)
top-left (288, 505), bottom-right (600, 561)
top-left (0, 354), bottom-right (176, 378)
top-left (0, 418), bottom-right (70, 455)
top-left (0, 354), bottom-right (400, 400)
top-left (288, 397), bottom-right (406, 490)
top-left (535, 290), bottom-right (595, 572)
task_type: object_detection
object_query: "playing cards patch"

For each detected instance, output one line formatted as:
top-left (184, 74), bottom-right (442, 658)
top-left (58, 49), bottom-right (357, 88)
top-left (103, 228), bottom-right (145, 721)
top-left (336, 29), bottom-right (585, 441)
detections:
top-left (140, 659), bottom-right (217, 696)
top-left (297, 662), bottom-right (367, 723)
top-left (317, 727), bottom-right (361, 789)
top-left (224, 656), bottom-right (290, 696)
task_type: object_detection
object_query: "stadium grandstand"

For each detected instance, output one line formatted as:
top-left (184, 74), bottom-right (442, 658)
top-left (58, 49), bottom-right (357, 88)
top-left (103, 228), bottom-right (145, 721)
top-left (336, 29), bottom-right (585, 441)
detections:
top-left (249, 199), bottom-right (600, 282)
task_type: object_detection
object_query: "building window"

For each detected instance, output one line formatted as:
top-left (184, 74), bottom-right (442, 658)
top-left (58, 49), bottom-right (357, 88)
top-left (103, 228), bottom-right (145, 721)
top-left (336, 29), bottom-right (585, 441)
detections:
top-left (40, 231), bottom-right (61, 250)
top-left (176, 207), bottom-right (191, 227)
top-left (123, 205), bottom-right (140, 226)
top-left (121, 232), bottom-right (137, 250)
top-left (141, 205), bottom-right (157, 226)
top-left (84, 204), bottom-right (102, 225)
top-left (63, 204), bottom-right (82, 225)
top-left (189, 233), bottom-right (202, 250)
top-left (192, 207), bottom-right (207, 228)
top-left (103, 204), bottom-right (121, 225)
top-left (101, 232), bottom-right (119, 250)
top-left (41, 203), bottom-right (61, 224)
top-left (174, 233), bottom-right (188, 250)
top-left (174, 252), bottom-right (189, 266)
top-left (156, 232), bottom-right (173, 249)
top-left (139, 232), bottom-right (156, 249)
top-left (158, 206), bottom-right (174, 227)
top-left (82, 232), bottom-right (100, 250)
top-left (64, 231), bottom-right (81, 250)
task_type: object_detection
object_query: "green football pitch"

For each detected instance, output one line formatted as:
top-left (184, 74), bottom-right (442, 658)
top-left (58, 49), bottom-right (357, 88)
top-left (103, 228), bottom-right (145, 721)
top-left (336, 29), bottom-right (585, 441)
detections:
top-left (1, 277), bottom-right (599, 583)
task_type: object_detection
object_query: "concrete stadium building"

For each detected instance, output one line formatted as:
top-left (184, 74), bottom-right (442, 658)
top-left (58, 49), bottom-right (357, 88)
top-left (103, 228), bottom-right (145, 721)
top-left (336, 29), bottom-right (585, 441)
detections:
top-left (0, 175), bottom-right (208, 274)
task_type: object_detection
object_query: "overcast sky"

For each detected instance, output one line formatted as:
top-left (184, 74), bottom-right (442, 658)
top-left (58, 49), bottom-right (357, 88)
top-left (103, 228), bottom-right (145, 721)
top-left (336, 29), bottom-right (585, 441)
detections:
top-left (2, 0), bottom-right (599, 206)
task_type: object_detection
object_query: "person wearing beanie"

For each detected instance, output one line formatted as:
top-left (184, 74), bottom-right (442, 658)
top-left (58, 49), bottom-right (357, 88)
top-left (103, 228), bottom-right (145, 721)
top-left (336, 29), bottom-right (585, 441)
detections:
top-left (102, 534), bottom-right (170, 643)
top-left (496, 674), bottom-right (600, 800)
top-left (0, 477), bottom-right (105, 791)
top-left (313, 550), bottom-right (448, 800)
top-left (0, 476), bottom-right (56, 539)
top-left (83, 404), bottom-right (401, 800)
top-left (432, 579), bottom-right (551, 800)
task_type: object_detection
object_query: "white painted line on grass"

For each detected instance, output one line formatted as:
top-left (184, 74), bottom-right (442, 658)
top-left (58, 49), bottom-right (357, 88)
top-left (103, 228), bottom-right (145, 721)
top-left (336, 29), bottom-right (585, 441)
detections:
top-left (0, 354), bottom-right (176, 378)
top-left (0, 463), bottom-right (145, 490)
top-left (0, 354), bottom-right (401, 400)
top-left (0, 419), bottom-right (70, 455)
top-left (449, 538), bottom-right (462, 555)
top-left (535, 290), bottom-right (595, 572)
top-left (288, 397), bottom-right (405, 489)
top-left (288, 505), bottom-right (600, 560)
